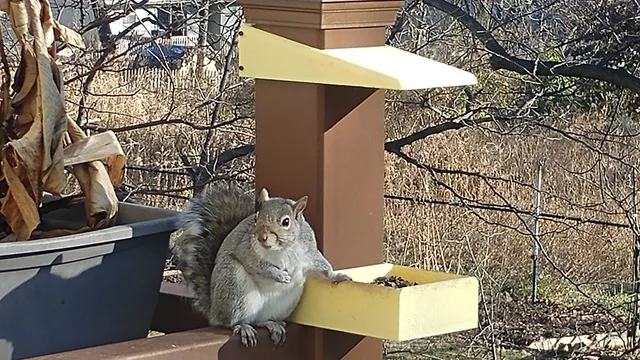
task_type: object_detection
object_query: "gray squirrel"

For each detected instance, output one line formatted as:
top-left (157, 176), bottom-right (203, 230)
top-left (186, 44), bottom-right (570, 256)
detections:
top-left (170, 181), bottom-right (352, 347)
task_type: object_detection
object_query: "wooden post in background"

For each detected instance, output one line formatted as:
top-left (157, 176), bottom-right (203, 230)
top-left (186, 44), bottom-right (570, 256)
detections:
top-left (237, 0), bottom-right (403, 358)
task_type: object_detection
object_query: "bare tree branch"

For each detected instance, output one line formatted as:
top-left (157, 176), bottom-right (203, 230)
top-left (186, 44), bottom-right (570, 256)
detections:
top-left (86, 116), bottom-right (251, 133)
top-left (424, 0), bottom-right (640, 94)
top-left (385, 112), bottom-right (494, 151)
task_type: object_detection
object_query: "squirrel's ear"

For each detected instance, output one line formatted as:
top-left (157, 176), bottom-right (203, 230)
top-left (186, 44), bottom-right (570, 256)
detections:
top-left (293, 196), bottom-right (308, 219)
top-left (255, 188), bottom-right (270, 212)
top-left (259, 188), bottom-right (270, 202)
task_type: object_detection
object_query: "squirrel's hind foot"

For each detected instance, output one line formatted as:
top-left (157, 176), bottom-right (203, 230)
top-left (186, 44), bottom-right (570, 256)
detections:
top-left (257, 320), bottom-right (287, 346)
top-left (232, 323), bottom-right (258, 347)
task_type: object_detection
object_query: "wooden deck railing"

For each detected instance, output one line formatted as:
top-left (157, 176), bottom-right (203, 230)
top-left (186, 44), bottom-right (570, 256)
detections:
top-left (27, 281), bottom-right (365, 360)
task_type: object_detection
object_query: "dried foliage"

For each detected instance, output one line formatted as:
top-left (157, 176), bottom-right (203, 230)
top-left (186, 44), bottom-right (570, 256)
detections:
top-left (0, 0), bottom-right (125, 241)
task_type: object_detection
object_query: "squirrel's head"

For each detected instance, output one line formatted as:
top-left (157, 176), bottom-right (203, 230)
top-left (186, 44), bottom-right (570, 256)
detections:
top-left (253, 188), bottom-right (308, 251)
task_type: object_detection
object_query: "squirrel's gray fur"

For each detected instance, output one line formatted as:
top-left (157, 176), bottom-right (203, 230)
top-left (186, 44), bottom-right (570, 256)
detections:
top-left (171, 181), bottom-right (254, 317)
top-left (170, 181), bottom-right (351, 347)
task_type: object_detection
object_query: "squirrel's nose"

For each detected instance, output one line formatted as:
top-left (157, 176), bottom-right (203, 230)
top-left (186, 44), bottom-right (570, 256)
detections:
top-left (257, 233), bottom-right (268, 243)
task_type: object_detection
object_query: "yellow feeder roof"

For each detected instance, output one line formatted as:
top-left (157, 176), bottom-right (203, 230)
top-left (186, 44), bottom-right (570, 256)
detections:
top-left (238, 24), bottom-right (477, 90)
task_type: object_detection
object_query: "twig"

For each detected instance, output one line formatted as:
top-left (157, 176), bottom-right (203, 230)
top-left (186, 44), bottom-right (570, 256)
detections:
top-left (383, 194), bottom-right (630, 229)
top-left (86, 116), bottom-right (251, 133)
top-left (196, 15), bottom-right (242, 188)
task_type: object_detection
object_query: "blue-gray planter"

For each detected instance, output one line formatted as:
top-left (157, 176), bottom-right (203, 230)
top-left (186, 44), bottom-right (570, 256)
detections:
top-left (0, 201), bottom-right (180, 360)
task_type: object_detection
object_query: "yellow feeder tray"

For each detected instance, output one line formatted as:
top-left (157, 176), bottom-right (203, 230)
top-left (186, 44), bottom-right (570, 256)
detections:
top-left (288, 263), bottom-right (479, 341)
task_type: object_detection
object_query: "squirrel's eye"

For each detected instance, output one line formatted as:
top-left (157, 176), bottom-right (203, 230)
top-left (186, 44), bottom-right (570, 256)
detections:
top-left (281, 217), bottom-right (290, 227)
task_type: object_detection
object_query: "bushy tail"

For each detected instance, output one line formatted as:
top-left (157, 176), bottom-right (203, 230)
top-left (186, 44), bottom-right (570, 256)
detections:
top-left (170, 181), bottom-right (254, 319)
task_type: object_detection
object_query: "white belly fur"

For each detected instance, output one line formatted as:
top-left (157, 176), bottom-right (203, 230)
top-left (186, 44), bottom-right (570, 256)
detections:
top-left (235, 265), bottom-right (305, 324)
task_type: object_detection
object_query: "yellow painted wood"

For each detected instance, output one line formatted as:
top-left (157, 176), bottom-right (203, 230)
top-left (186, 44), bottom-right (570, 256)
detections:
top-left (288, 263), bottom-right (479, 341)
top-left (238, 24), bottom-right (477, 90)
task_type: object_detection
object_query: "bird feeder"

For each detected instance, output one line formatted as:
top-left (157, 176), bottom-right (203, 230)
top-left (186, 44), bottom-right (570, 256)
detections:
top-left (236, 0), bottom-right (479, 357)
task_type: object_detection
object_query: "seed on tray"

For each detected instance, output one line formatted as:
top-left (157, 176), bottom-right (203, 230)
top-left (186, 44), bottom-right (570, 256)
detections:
top-left (371, 275), bottom-right (418, 288)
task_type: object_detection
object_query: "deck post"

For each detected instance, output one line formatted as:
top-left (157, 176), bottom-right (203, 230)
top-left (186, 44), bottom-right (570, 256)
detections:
top-left (236, 0), bottom-right (403, 358)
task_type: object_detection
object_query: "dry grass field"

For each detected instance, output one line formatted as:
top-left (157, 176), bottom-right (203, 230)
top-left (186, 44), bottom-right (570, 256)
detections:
top-left (60, 53), bottom-right (637, 358)
top-left (64, 64), bottom-right (633, 284)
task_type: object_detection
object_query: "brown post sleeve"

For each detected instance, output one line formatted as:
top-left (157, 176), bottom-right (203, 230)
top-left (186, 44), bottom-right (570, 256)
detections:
top-left (237, 0), bottom-right (403, 358)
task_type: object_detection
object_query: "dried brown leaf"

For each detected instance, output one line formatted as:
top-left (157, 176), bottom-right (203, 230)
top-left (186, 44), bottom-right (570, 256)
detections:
top-left (63, 130), bottom-right (126, 187)
top-left (52, 21), bottom-right (85, 49)
top-left (40, 0), bottom-right (85, 52)
top-left (1, 45), bottom-right (44, 240)
top-left (11, 46), bottom-right (37, 111)
top-left (41, 58), bottom-right (68, 194)
top-left (0, 150), bottom-right (39, 240)
top-left (39, 0), bottom-right (55, 49)
top-left (66, 118), bottom-right (119, 229)
top-left (106, 152), bottom-right (126, 187)
top-left (7, 0), bottom-right (28, 43)
top-left (0, 21), bottom-right (12, 149)
top-left (0, 0), bottom-right (69, 239)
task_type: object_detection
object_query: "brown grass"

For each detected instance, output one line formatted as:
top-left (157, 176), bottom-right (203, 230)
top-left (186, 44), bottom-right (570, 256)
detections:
top-left (383, 120), bottom-right (632, 294)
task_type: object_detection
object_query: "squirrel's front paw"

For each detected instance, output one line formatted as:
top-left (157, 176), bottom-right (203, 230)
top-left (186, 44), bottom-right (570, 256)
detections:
top-left (329, 272), bottom-right (352, 284)
top-left (275, 269), bottom-right (291, 284)
top-left (232, 323), bottom-right (258, 347)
